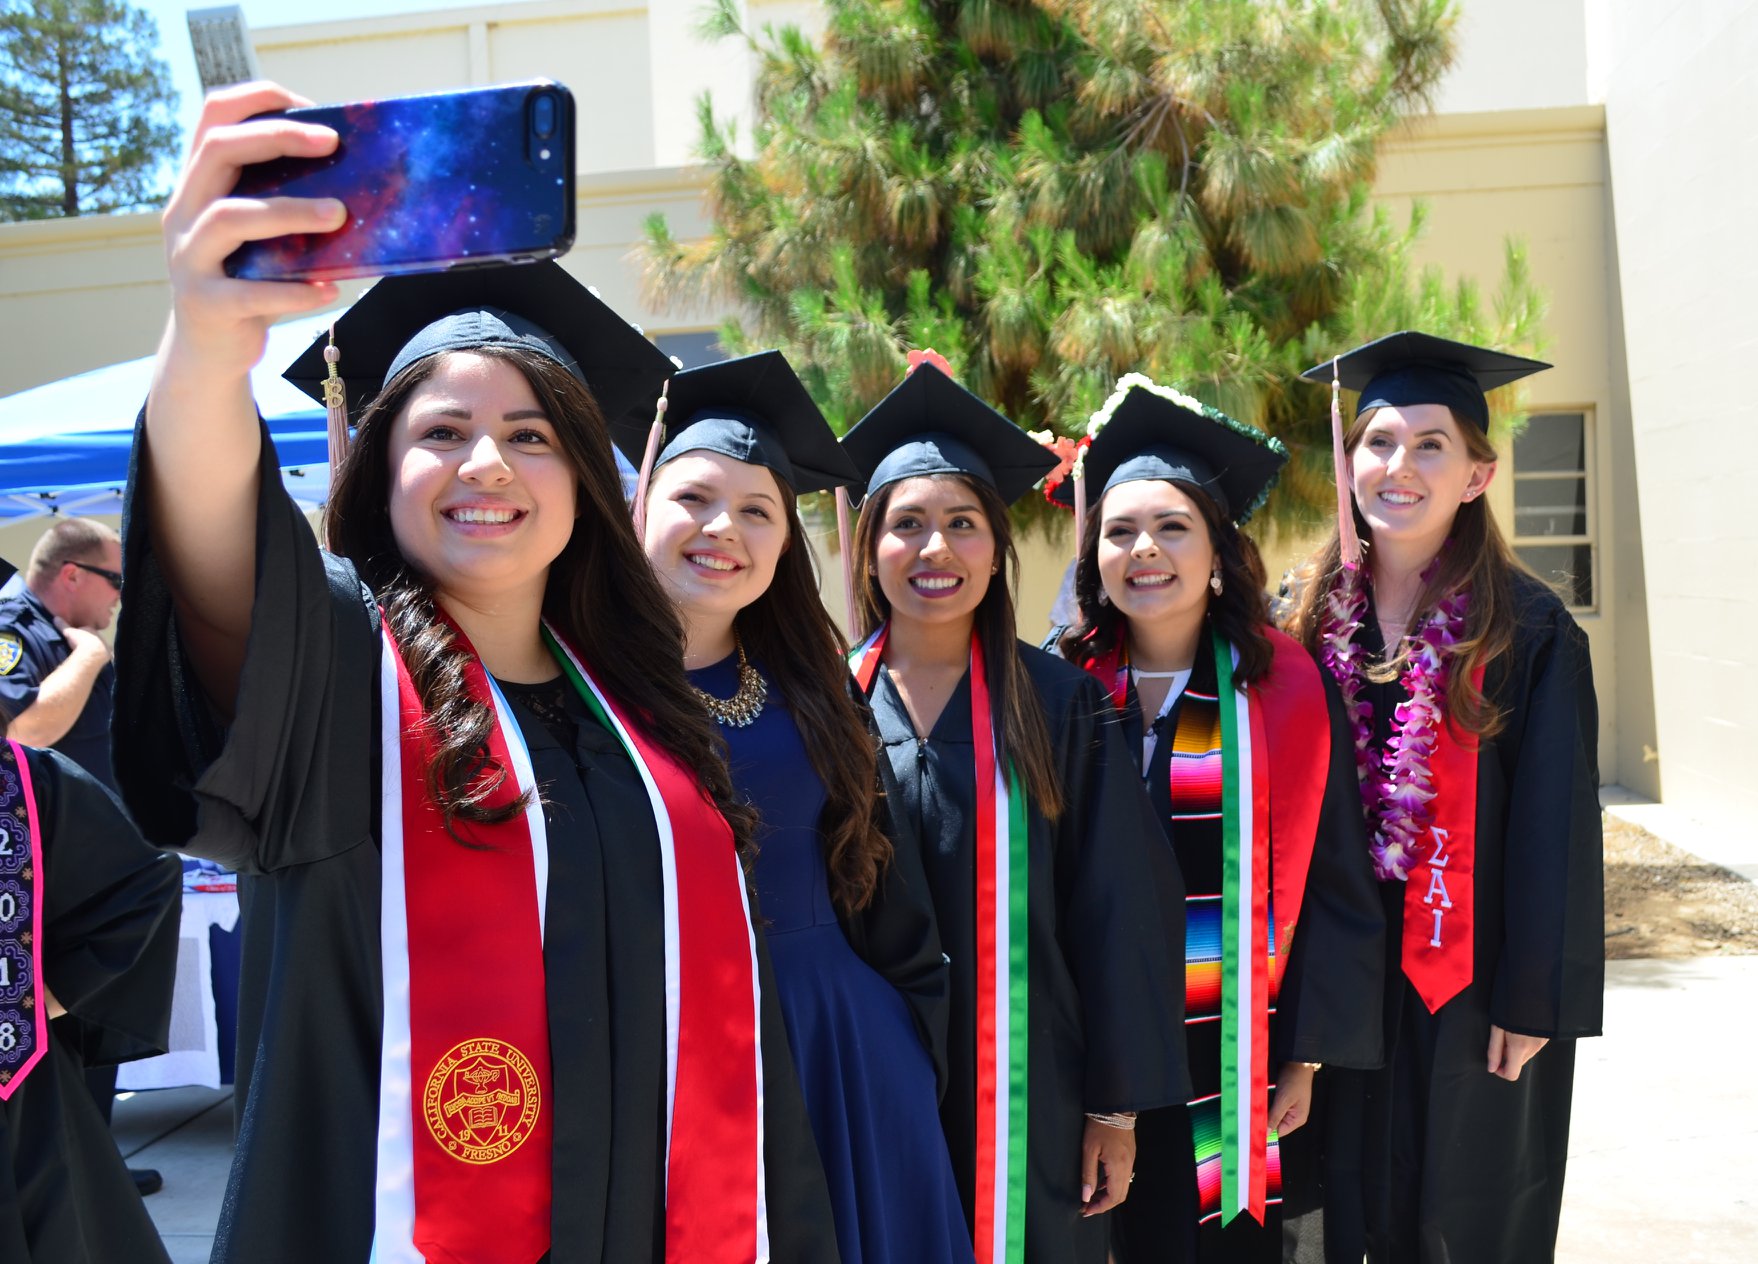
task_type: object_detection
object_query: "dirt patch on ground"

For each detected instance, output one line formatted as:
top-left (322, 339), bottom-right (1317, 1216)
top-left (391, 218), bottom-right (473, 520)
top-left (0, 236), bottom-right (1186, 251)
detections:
top-left (1604, 814), bottom-right (1758, 959)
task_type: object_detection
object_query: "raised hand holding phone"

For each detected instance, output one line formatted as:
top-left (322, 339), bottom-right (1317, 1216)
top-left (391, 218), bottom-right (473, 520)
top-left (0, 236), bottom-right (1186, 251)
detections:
top-left (222, 81), bottom-right (576, 283)
top-left (150, 81), bottom-right (347, 711)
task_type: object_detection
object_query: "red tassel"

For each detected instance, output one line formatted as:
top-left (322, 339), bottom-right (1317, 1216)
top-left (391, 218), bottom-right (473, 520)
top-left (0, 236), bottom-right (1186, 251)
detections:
top-left (1331, 356), bottom-right (1363, 571)
top-left (631, 381), bottom-right (669, 541)
top-left (906, 348), bottom-right (954, 379)
top-left (835, 486), bottom-right (858, 640)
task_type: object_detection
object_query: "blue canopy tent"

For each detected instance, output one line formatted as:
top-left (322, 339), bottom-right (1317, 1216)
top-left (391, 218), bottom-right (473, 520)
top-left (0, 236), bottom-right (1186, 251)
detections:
top-left (0, 312), bottom-right (641, 519)
top-left (0, 313), bottom-right (339, 518)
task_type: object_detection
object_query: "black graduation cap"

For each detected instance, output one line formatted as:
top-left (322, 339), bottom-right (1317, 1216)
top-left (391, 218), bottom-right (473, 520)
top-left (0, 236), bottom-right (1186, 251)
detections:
top-left (608, 350), bottom-right (860, 495)
top-left (840, 361), bottom-right (1056, 504)
top-left (282, 261), bottom-right (676, 427)
top-left (1301, 331), bottom-right (1550, 431)
top-left (1053, 377), bottom-right (1287, 525)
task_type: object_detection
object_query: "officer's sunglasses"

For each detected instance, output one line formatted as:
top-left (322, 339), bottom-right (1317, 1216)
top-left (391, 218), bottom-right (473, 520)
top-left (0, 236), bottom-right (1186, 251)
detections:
top-left (70, 561), bottom-right (123, 593)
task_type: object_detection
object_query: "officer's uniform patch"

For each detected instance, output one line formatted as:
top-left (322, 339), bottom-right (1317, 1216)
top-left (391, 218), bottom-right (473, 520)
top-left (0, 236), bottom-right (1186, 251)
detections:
top-left (0, 636), bottom-right (21, 677)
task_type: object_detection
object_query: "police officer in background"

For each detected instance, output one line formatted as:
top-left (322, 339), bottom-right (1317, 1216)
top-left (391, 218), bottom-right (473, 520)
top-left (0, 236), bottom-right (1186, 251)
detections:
top-left (0, 518), bottom-right (162, 1196)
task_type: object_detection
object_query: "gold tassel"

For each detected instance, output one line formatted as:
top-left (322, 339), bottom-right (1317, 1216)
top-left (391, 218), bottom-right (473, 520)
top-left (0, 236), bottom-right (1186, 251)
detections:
top-left (323, 322), bottom-right (348, 488)
top-left (1331, 355), bottom-right (1363, 570)
top-left (630, 380), bottom-right (669, 541)
top-left (835, 485), bottom-right (858, 640)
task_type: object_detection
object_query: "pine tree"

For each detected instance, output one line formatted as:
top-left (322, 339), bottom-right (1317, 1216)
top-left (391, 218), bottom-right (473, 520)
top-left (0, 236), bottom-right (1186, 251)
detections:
top-left (0, 0), bottom-right (179, 220)
top-left (642, 0), bottom-right (1545, 529)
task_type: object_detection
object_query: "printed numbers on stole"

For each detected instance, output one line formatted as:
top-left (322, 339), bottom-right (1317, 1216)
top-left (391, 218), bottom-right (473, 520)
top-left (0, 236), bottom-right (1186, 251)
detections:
top-left (0, 1021), bottom-right (15, 1053)
top-left (0, 824), bottom-right (11, 856)
top-left (1423, 827), bottom-right (1453, 949)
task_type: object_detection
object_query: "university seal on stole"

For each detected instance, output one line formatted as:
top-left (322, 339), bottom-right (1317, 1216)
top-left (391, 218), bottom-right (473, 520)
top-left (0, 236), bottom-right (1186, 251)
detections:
top-left (422, 1037), bottom-right (542, 1165)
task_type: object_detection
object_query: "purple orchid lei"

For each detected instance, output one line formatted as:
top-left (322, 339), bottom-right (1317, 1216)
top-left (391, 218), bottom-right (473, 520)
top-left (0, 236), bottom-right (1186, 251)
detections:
top-left (1319, 564), bottom-right (1470, 881)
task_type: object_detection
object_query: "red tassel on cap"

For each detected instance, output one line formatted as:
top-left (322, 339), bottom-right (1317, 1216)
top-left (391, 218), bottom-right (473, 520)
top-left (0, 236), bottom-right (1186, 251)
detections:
top-left (906, 348), bottom-right (954, 378)
top-left (631, 380), bottom-right (669, 541)
top-left (1331, 355), bottom-right (1363, 570)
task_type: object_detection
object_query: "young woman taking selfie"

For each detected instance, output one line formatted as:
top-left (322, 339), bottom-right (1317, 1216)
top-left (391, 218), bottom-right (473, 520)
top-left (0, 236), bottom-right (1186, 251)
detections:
top-left (115, 83), bottom-right (837, 1264)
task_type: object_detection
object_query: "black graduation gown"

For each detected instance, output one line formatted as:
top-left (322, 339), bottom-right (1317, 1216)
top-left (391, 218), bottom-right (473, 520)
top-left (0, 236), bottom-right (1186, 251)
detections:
top-left (1293, 573), bottom-right (1603, 1264)
top-left (111, 426), bottom-right (840, 1264)
top-left (865, 641), bottom-right (1190, 1263)
top-left (1099, 646), bottom-right (1384, 1264)
top-left (0, 747), bottom-right (181, 1264)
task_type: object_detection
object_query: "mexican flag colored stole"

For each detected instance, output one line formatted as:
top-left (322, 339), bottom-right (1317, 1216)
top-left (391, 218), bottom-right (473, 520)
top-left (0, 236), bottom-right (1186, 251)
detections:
top-left (0, 740), bottom-right (45, 1100)
top-left (545, 628), bottom-right (768, 1263)
top-left (850, 625), bottom-right (1029, 1264)
top-left (1212, 632), bottom-right (1270, 1224)
top-left (1400, 665), bottom-right (1486, 1013)
top-left (379, 622), bottom-right (766, 1264)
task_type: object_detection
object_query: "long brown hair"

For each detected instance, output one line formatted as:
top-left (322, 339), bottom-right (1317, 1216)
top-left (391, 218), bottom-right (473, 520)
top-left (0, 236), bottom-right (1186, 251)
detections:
top-left (689, 480), bottom-right (892, 915)
top-left (853, 474), bottom-right (1064, 819)
top-left (1284, 407), bottom-right (1520, 738)
top-left (325, 344), bottom-right (755, 852)
top-left (1059, 479), bottom-right (1274, 686)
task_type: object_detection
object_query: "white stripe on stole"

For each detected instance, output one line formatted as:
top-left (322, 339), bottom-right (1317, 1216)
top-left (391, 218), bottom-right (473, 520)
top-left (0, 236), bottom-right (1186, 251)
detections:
top-left (991, 762), bottom-right (1014, 1261)
top-left (371, 639), bottom-right (418, 1263)
top-left (544, 631), bottom-right (770, 1258)
top-left (484, 676), bottom-right (550, 943)
top-left (369, 637), bottom-right (550, 1260)
top-left (1228, 682), bottom-right (1255, 1222)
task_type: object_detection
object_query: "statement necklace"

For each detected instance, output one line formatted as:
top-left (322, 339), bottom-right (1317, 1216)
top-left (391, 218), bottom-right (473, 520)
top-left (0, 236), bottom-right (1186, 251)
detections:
top-left (692, 634), bottom-right (769, 728)
top-left (1319, 565), bottom-right (1469, 881)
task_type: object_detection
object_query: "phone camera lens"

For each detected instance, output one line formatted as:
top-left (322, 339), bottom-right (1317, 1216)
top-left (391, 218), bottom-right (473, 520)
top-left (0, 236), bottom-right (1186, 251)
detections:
top-left (532, 93), bottom-right (557, 141)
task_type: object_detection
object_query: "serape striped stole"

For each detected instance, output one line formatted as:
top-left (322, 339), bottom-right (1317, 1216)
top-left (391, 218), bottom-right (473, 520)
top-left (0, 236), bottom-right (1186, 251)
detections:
top-left (1085, 627), bottom-right (1329, 1225)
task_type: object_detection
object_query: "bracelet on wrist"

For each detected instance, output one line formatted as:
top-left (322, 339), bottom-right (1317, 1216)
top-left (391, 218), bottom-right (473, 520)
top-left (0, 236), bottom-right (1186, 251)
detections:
top-left (1084, 1111), bottom-right (1138, 1131)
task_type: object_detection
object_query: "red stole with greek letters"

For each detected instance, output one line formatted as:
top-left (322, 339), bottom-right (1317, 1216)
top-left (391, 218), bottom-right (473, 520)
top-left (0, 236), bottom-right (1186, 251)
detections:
top-left (1399, 666), bottom-right (1485, 1013)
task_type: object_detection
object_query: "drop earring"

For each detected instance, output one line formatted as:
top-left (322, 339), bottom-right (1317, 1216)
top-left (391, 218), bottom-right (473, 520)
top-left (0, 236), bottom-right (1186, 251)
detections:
top-left (1210, 572), bottom-right (1223, 596)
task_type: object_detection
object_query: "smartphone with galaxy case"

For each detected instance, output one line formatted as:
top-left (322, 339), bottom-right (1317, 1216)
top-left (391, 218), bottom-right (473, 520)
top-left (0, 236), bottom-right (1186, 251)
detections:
top-left (224, 80), bottom-right (575, 282)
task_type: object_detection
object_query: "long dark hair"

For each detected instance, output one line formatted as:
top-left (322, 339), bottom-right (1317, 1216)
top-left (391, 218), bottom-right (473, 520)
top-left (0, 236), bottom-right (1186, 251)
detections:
top-left (705, 484), bottom-right (892, 915)
top-left (325, 344), bottom-right (755, 851)
top-left (853, 474), bottom-right (1064, 819)
top-left (1058, 479), bottom-right (1273, 686)
top-left (1283, 407), bottom-right (1517, 739)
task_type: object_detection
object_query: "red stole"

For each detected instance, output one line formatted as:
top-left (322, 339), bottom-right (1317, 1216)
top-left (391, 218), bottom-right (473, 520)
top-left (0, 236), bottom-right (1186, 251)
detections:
top-left (385, 622), bottom-right (767, 1264)
top-left (389, 629), bottom-right (554, 1264)
top-left (1399, 666), bottom-right (1485, 1013)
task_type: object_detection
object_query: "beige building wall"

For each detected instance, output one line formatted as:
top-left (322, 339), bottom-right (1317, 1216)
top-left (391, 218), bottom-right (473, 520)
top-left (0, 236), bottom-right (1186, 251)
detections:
top-left (1591, 0), bottom-right (1758, 837)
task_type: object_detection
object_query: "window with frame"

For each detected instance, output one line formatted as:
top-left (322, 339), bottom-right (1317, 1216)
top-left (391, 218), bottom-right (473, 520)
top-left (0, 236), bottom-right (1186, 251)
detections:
top-left (1511, 410), bottom-right (1595, 610)
top-left (653, 330), bottom-right (726, 369)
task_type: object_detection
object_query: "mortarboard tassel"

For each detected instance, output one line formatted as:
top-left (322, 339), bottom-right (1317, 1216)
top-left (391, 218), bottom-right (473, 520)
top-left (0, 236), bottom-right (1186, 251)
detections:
top-left (835, 485), bottom-right (858, 640)
top-left (1331, 355), bottom-right (1363, 571)
top-left (323, 323), bottom-right (349, 494)
top-left (630, 380), bottom-right (669, 541)
top-left (1072, 455), bottom-right (1088, 561)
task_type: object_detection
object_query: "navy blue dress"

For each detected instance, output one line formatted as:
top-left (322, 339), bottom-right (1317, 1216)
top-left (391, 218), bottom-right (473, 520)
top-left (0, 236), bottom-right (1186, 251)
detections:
top-left (690, 654), bottom-right (972, 1264)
